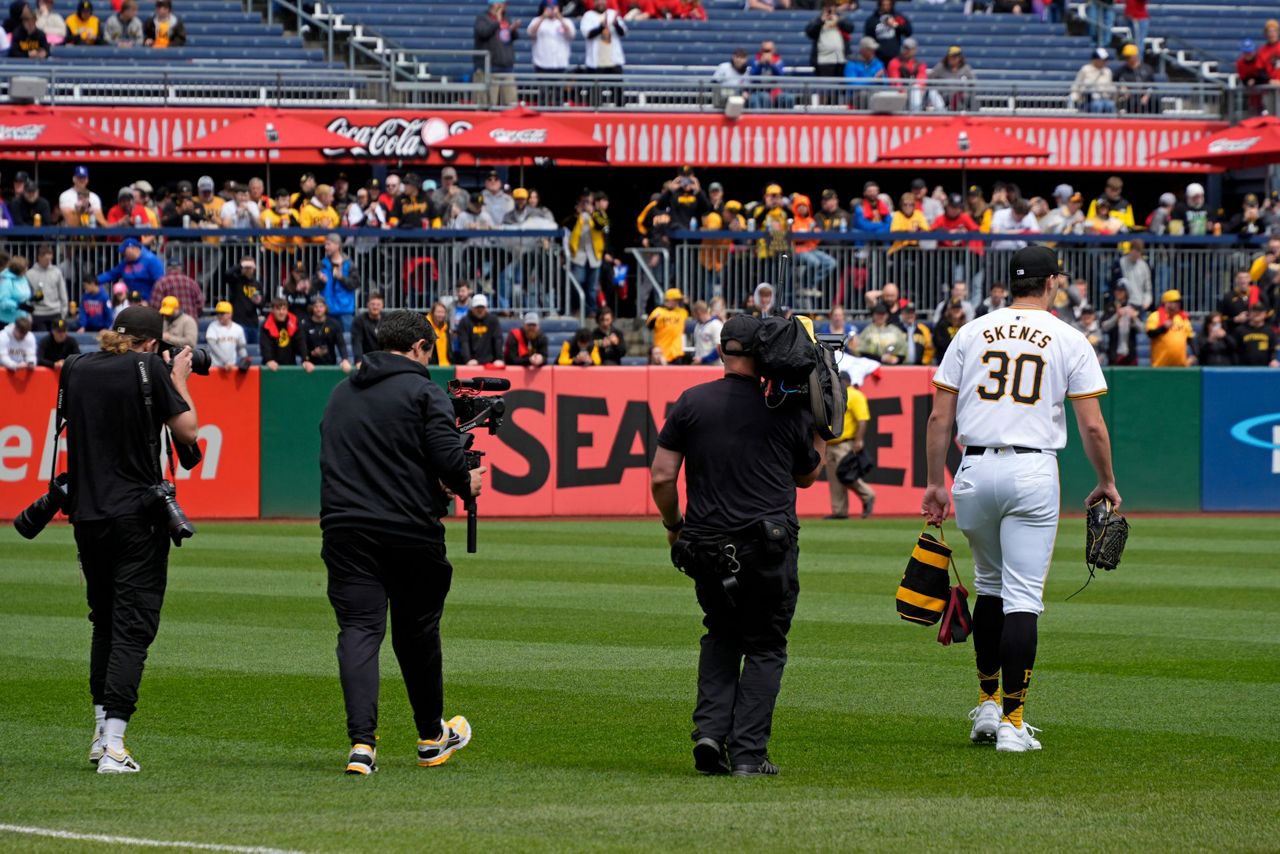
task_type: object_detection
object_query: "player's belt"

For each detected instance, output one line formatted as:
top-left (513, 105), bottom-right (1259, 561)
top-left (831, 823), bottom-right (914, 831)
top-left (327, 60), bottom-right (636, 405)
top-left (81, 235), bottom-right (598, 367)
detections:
top-left (964, 446), bottom-right (1042, 456)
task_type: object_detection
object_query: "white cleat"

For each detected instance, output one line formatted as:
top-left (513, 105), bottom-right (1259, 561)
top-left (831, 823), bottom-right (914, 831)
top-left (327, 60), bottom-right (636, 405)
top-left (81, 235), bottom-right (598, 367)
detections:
top-left (968, 700), bottom-right (1001, 744)
top-left (996, 721), bottom-right (1042, 752)
top-left (89, 728), bottom-right (105, 764)
top-left (97, 747), bottom-right (141, 774)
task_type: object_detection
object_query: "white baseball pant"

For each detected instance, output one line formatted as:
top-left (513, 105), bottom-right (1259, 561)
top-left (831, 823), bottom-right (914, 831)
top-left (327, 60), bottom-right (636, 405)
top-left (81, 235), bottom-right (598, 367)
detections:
top-left (951, 447), bottom-right (1060, 615)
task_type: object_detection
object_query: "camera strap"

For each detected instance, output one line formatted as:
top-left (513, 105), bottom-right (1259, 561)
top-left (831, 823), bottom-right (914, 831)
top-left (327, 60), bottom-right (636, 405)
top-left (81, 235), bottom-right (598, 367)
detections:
top-left (135, 357), bottom-right (176, 484)
top-left (47, 354), bottom-right (82, 483)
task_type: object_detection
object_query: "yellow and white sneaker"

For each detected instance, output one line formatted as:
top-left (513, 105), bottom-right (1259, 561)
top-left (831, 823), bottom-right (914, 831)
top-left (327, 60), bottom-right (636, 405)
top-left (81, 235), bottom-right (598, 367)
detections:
top-left (996, 721), bottom-right (1042, 752)
top-left (89, 726), bottom-right (105, 764)
top-left (97, 747), bottom-right (140, 774)
top-left (417, 716), bottom-right (471, 767)
top-left (345, 743), bottom-right (377, 775)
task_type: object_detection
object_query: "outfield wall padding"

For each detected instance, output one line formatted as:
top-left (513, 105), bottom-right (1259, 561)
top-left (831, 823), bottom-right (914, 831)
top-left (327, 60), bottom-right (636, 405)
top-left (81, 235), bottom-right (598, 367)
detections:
top-left (2, 364), bottom-right (1277, 519)
top-left (258, 366), bottom-right (454, 518)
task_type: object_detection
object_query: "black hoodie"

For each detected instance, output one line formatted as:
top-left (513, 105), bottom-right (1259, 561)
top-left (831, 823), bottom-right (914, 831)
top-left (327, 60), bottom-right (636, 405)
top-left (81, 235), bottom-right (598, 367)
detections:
top-left (320, 351), bottom-right (472, 543)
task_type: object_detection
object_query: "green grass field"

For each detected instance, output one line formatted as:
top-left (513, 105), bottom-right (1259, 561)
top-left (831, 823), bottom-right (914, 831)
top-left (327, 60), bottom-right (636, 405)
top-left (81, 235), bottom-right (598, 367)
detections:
top-left (1, 517), bottom-right (1278, 853)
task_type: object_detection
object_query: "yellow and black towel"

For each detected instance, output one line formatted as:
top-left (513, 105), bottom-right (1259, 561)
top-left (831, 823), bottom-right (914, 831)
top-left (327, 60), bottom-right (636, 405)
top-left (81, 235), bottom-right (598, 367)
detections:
top-left (895, 531), bottom-right (953, 626)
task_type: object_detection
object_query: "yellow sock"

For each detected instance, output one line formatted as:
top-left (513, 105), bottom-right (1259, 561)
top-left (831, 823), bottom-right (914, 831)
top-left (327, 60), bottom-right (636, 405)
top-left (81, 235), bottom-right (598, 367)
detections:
top-left (978, 669), bottom-right (1000, 705)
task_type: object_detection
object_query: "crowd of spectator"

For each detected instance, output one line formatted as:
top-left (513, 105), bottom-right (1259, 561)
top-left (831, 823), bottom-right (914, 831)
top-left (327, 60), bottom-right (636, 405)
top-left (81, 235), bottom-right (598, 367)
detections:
top-left (0, 0), bottom-right (186, 55)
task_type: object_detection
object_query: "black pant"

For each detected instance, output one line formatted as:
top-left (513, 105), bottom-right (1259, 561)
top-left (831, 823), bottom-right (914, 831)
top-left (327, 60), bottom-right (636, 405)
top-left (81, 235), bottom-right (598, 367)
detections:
top-left (76, 516), bottom-right (170, 722)
top-left (322, 530), bottom-right (453, 746)
top-left (691, 544), bottom-right (799, 765)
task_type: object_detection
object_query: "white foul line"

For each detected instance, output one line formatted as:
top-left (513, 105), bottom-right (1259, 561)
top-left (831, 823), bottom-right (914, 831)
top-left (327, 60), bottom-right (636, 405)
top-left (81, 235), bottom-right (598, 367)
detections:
top-left (0, 824), bottom-right (306, 854)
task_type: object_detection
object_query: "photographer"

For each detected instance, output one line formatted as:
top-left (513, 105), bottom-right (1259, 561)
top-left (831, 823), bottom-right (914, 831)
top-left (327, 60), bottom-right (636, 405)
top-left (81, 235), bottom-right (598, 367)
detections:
top-left (650, 315), bottom-right (824, 778)
top-left (319, 310), bottom-right (486, 776)
top-left (63, 306), bottom-right (199, 773)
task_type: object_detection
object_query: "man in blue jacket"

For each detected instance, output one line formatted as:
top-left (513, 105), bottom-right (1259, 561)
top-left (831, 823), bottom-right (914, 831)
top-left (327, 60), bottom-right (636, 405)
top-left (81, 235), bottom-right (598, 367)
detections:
top-left (96, 238), bottom-right (164, 304)
top-left (318, 233), bottom-right (359, 333)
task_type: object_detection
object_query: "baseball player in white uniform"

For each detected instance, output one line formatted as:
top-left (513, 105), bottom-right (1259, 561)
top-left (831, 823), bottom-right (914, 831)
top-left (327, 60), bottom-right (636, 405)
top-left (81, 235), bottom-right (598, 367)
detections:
top-left (922, 245), bottom-right (1122, 752)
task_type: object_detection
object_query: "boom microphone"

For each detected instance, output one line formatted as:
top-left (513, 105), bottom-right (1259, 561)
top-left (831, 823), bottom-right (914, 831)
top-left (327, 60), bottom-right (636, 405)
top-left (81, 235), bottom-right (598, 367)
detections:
top-left (451, 376), bottom-right (512, 392)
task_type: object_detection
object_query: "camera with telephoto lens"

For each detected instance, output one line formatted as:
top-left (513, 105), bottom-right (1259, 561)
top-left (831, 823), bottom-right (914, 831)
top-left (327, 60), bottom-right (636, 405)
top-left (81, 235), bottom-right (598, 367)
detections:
top-left (144, 480), bottom-right (197, 546)
top-left (165, 344), bottom-right (212, 376)
top-left (13, 473), bottom-right (70, 539)
top-left (447, 376), bottom-right (510, 554)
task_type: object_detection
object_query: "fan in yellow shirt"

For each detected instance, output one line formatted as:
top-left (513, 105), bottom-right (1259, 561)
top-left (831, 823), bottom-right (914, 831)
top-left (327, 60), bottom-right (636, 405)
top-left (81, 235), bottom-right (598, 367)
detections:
top-left (823, 375), bottom-right (876, 519)
top-left (647, 288), bottom-right (690, 364)
top-left (1146, 289), bottom-right (1196, 367)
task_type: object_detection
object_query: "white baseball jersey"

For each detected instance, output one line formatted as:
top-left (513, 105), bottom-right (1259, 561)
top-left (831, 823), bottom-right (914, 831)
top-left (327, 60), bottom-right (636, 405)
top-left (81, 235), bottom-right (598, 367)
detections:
top-left (932, 307), bottom-right (1106, 450)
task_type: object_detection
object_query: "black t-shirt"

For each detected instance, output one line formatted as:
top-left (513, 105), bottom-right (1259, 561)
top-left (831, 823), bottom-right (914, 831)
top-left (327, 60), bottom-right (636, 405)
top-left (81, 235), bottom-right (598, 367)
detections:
top-left (1233, 325), bottom-right (1278, 366)
top-left (657, 373), bottom-right (820, 538)
top-left (64, 351), bottom-right (189, 522)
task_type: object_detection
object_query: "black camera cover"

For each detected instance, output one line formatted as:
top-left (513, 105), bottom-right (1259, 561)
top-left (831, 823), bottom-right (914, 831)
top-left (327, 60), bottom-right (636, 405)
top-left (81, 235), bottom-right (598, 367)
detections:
top-left (754, 317), bottom-right (817, 386)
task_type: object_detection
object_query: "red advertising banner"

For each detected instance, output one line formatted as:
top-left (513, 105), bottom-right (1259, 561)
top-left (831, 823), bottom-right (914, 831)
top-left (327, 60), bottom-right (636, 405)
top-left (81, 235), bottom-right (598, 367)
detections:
top-left (0, 366), bottom-right (260, 521)
top-left (0, 106), bottom-right (1223, 172)
top-left (456, 365), bottom-right (951, 518)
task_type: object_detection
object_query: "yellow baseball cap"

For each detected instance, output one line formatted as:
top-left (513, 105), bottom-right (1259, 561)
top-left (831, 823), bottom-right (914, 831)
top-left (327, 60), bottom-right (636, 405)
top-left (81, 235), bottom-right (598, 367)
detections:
top-left (158, 295), bottom-right (180, 316)
top-left (512, 187), bottom-right (529, 200)
top-left (215, 300), bottom-right (233, 314)
top-left (765, 183), bottom-right (783, 196)
top-left (665, 288), bottom-right (684, 301)
top-left (1121, 43), bottom-right (1138, 58)
top-left (1162, 289), bottom-right (1182, 303)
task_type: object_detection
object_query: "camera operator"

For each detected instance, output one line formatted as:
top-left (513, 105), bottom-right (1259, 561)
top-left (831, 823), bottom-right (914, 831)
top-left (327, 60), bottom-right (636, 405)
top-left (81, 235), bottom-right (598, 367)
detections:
top-left (319, 310), bottom-right (486, 776)
top-left (64, 306), bottom-right (199, 774)
top-left (650, 314), bottom-right (824, 778)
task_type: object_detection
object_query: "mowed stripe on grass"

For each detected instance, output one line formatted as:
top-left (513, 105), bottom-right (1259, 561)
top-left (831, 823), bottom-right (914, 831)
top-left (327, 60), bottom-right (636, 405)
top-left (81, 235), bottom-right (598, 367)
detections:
top-left (0, 517), bottom-right (1277, 852)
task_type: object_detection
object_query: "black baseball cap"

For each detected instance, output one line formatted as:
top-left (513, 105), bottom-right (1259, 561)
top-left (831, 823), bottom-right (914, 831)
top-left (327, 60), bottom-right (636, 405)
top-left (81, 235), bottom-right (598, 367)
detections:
top-left (52, 318), bottom-right (68, 331)
top-left (721, 314), bottom-right (761, 354)
top-left (1009, 245), bottom-right (1060, 279)
top-left (113, 305), bottom-right (164, 341)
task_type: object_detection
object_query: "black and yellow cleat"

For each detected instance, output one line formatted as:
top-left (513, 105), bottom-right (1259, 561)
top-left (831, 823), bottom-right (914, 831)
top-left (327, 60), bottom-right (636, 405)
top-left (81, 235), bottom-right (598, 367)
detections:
top-left (345, 743), bottom-right (377, 775)
top-left (417, 716), bottom-right (471, 767)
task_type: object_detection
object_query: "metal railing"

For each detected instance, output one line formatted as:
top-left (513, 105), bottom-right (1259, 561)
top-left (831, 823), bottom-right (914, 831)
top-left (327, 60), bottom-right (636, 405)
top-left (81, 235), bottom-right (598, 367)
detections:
top-left (659, 232), bottom-right (1268, 318)
top-left (0, 228), bottom-right (584, 319)
top-left (399, 73), bottom-right (1228, 118)
top-left (8, 60), bottom-right (1231, 115)
top-left (23, 65), bottom-right (388, 108)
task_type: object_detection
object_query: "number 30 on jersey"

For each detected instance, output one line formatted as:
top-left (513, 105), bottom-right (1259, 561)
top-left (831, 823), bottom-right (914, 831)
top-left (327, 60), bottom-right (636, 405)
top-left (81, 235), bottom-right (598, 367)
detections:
top-left (976, 350), bottom-right (1045, 405)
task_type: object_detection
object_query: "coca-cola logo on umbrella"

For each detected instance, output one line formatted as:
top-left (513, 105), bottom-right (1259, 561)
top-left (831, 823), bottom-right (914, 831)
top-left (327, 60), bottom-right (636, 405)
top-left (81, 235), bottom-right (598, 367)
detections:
top-left (488, 128), bottom-right (548, 144)
top-left (322, 116), bottom-right (472, 159)
top-left (0, 123), bottom-right (46, 142)
top-left (1207, 137), bottom-right (1261, 154)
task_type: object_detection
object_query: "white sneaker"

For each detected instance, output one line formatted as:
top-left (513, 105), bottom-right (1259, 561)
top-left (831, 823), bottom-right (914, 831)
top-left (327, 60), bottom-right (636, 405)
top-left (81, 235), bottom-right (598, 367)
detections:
top-left (996, 721), bottom-right (1042, 752)
top-left (968, 700), bottom-right (1001, 744)
top-left (97, 747), bottom-right (141, 774)
top-left (89, 727), bottom-right (105, 764)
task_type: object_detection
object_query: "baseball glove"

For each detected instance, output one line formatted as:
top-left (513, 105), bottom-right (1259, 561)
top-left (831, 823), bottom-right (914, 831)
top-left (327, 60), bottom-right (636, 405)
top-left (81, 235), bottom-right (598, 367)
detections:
top-left (1069, 499), bottom-right (1130, 600)
top-left (1086, 499), bottom-right (1129, 570)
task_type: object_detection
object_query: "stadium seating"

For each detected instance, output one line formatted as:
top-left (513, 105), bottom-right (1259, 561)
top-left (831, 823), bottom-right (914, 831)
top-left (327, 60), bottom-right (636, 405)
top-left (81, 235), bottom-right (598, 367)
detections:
top-left (0, 0), bottom-right (321, 71)
top-left (325, 0), bottom-right (1091, 81)
top-left (1142, 0), bottom-right (1279, 77)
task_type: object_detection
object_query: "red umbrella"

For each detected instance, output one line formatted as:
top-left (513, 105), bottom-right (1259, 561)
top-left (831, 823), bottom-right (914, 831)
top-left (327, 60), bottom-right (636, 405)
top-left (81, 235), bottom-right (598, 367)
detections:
top-left (440, 106), bottom-right (608, 178)
top-left (1157, 116), bottom-right (1280, 171)
top-left (875, 118), bottom-right (1048, 190)
top-left (0, 106), bottom-right (147, 182)
top-left (175, 108), bottom-right (359, 189)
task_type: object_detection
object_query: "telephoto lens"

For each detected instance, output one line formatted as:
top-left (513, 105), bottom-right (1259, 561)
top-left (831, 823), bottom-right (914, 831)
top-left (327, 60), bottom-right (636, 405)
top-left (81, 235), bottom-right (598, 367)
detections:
top-left (13, 474), bottom-right (70, 540)
top-left (146, 481), bottom-right (197, 546)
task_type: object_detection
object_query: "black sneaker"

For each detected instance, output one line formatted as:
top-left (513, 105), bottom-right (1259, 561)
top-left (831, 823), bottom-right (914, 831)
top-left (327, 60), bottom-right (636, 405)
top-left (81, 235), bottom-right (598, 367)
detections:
top-left (732, 758), bottom-right (780, 777)
top-left (344, 743), bottom-right (376, 775)
top-left (861, 496), bottom-right (876, 519)
top-left (693, 737), bottom-right (730, 775)
top-left (823, 514), bottom-right (848, 520)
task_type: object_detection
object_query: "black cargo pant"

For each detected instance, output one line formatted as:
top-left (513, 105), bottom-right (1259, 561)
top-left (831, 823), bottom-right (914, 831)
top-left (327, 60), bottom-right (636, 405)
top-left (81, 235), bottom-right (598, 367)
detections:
top-left (322, 530), bottom-right (453, 746)
top-left (691, 544), bottom-right (800, 765)
top-left (75, 516), bottom-right (171, 722)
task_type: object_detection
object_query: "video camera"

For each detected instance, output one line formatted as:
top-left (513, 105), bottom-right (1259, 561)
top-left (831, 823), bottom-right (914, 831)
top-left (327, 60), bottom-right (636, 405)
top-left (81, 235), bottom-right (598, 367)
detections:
top-left (754, 317), bottom-right (847, 441)
top-left (447, 375), bottom-right (510, 553)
